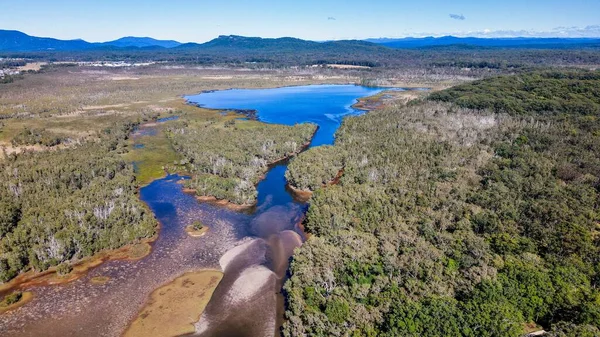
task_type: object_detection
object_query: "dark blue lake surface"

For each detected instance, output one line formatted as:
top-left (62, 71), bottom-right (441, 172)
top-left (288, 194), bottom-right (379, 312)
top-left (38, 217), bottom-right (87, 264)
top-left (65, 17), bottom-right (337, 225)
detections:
top-left (186, 85), bottom-right (385, 146)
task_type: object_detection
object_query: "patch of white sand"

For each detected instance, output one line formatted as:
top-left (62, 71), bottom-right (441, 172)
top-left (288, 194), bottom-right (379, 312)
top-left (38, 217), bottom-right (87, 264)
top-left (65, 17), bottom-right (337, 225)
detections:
top-left (226, 265), bottom-right (275, 306)
top-left (219, 238), bottom-right (261, 271)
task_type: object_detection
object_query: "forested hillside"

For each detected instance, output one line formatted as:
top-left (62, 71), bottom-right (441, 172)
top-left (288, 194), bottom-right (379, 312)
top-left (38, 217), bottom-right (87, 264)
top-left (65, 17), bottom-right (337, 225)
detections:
top-left (4, 39), bottom-right (600, 70)
top-left (0, 123), bottom-right (156, 282)
top-left (166, 118), bottom-right (316, 205)
top-left (283, 70), bottom-right (600, 336)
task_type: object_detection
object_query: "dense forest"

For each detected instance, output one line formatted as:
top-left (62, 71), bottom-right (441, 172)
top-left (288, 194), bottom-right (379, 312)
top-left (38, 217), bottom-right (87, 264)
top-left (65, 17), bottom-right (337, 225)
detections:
top-left (0, 123), bottom-right (156, 282)
top-left (285, 145), bottom-right (347, 191)
top-left (166, 117), bottom-right (316, 205)
top-left (429, 71), bottom-right (600, 115)
top-left (283, 70), bottom-right (600, 336)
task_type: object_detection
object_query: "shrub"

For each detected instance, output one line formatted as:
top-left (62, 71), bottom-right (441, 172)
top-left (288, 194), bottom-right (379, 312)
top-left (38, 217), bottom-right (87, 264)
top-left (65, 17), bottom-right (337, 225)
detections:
top-left (1, 291), bottom-right (22, 307)
top-left (56, 263), bottom-right (73, 276)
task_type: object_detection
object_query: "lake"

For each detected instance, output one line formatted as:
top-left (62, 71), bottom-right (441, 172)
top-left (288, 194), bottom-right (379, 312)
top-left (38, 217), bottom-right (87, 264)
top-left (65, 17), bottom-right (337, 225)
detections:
top-left (186, 85), bottom-right (385, 146)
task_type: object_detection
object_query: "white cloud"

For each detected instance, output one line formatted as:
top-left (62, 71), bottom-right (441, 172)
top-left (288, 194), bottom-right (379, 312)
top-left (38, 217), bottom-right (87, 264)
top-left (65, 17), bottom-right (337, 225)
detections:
top-left (467, 25), bottom-right (600, 38)
top-left (394, 25), bottom-right (600, 38)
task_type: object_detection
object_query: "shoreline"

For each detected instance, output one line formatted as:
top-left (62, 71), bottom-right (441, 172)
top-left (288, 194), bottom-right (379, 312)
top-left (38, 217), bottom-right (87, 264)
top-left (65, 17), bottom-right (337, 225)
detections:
top-left (286, 167), bottom-right (345, 202)
top-left (286, 183), bottom-right (313, 202)
top-left (182, 82), bottom-right (429, 100)
top-left (181, 126), bottom-right (319, 210)
top-left (180, 81), bottom-right (425, 122)
top-left (0, 291), bottom-right (34, 314)
top-left (188, 192), bottom-right (255, 212)
top-left (0, 237), bottom-right (155, 296)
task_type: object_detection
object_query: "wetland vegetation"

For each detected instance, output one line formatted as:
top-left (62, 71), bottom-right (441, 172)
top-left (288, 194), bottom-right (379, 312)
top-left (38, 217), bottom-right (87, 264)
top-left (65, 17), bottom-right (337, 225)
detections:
top-left (0, 65), bottom-right (365, 286)
top-left (0, 291), bottom-right (32, 314)
top-left (0, 122), bottom-right (156, 282)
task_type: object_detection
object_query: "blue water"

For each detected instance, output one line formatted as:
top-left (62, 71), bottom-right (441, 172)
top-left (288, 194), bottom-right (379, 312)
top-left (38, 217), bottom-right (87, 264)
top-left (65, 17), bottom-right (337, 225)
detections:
top-left (186, 85), bottom-right (385, 146)
top-left (157, 115), bottom-right (180, 123)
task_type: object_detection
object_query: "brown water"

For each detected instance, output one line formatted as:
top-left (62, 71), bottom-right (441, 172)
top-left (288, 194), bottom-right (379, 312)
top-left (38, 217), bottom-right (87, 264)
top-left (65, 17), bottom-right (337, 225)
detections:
top-left (0, 170), bottom-right (307, 337)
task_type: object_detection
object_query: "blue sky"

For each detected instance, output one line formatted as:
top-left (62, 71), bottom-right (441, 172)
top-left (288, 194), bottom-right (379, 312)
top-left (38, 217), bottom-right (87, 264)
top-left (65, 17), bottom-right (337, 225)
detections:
top-left (1, 0), bottom-right (599, 42)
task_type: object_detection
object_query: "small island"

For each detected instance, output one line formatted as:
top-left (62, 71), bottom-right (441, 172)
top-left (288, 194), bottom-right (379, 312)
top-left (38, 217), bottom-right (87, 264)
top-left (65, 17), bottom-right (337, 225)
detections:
top-left (185, 220), bottom-right (209, 238)
top-left (90, 276), bottom-right (111, 285)
top-left (0, 291), bottom-right (33, 314)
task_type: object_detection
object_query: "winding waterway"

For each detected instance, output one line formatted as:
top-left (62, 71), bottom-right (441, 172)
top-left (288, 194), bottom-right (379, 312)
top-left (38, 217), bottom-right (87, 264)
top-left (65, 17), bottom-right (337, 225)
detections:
top-left (0, 85), bottom-right (386, 337)
top-left (186, 85), bottom-right (385, 337)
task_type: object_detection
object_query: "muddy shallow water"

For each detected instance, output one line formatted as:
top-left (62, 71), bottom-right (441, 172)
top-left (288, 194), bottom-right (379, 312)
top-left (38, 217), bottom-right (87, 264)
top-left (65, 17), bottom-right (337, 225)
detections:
top-left (0, 85), bottom-right (386, 337)
top-left (0, 174), bottom-right (248, 336)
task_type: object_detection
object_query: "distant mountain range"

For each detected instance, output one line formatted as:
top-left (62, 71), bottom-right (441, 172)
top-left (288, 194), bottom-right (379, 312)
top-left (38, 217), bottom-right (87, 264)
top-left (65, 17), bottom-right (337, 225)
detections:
top-left (0, 30), bottom-right (182, 51)
top-left (177, 35), bottom-right (385, 53)
top-left (0, 30), bottom-right (94, 51)
top-left (101, 36), bottom-right (181, 49)
top-left (0, 30), bottom-right (389, 54)
top-left (1, 30), bottom-right (599, 53)
top-left (365, 36), bottom-right (600, 49)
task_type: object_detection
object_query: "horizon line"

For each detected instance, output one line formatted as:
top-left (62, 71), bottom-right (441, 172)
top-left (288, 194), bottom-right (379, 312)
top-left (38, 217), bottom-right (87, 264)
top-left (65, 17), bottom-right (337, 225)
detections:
top-left (2, 29), bottom-right (600, 44)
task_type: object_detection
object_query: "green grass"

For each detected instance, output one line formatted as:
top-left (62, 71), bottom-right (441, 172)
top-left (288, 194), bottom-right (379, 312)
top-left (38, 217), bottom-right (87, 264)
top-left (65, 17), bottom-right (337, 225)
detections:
top-left (124, 128), bottom-right (181, 185)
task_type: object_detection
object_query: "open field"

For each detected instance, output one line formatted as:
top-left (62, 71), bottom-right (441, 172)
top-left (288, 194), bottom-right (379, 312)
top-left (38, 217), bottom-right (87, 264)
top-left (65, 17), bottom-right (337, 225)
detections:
top-left (0, 66), bottom-right (358, 118)
top-left (16, 62), bottom-right (47, 72)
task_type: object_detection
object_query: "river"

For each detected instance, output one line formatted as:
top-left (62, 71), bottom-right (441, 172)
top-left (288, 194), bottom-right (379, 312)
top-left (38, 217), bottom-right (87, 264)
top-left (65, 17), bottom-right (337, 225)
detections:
top-left (0, 85), bottom-right (387, 337)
